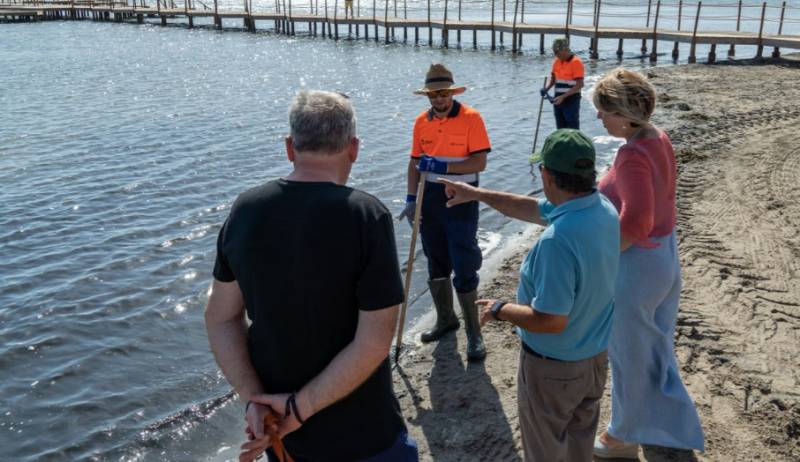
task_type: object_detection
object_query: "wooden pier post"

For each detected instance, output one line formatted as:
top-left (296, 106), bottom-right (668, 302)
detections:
top-left (290, 0), bottom-right (295, 36)
top-left (274, 0), bottom-right (281, 33)
top-left (617, 38), bottom-right (624, 58)
top-left (326, 0), bottom-right (332, 38)
top-left (442, 0), bottom-right (448, 48)
top-left (688, 1), bottom-right (701, 64)
top-left (371, 0), bottom-right (377, 41)
top-left (491, 0), bottom-right (496, 50)
top-left (649, 0), bottom-right (660, 62)
top-left (251, 0), bottom-right (257, 32)
top-left (673, 0), bottom-right (682, 59)
top-left (473, 29), bottom-right (477, 49)
top-left (642, 0), bottom-right (652, 53)
top-left (313, 0), bottom-right (319, 36)
top-left (214, 0), bottom-right (221, 29)
top-left (517, 0), bottom-right (524, 50)
top-left (729, 0), bottom-right (741, 57)
top-left (319, 0), bottom-right (325, 36)
top-left (415, 26), bottom-right (419, 44)
top-left (393, 0), bottom-right (397, 40)
top-left (589, 0), bottom-right (597, 53)
top-left (188, 15), bottom-right (193, 28)
top-left (384, 0), bottom-right (389, 43)
top-left (772, 1), bottom-right (786, 58)
top-left (708, 43), bottom-right (716, 63)
top-left (565, 0), bottom-right (572, 40)
top-left (456, 0), bottom-right (461, 46)
top-left (511, 0), bottom-right (519, 53)
top-left (501, 0), bottom-right (505, 45)
top-left (354, 0), bottom-right (360, 37)
top-left (404, 0), bottom-right (408, 42)
top-left (334, 0), bottom-right (339, 40)
top-left (539, 33), bottom-right (544, 54)
top-left (427, 0), bottom-right (431, 46)
top-left (756, 1), bottom-right (766, 58)
top-left (281, 0), bottom-right (287, 35)
top-left (591, 0), bottom-right (601, 59)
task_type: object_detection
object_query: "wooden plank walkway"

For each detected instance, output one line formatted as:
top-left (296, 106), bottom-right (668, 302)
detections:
top-left (2, 0), bottom-right (799, 62)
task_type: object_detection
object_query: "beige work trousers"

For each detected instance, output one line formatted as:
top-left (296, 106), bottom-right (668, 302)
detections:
top-left (517, 348), bottom-right (608, 462)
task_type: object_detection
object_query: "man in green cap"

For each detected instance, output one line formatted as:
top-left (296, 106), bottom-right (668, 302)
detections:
top-left (541, 38), bottom-right (585, 130)
top-left (439, 129), bottom-right (619, 462)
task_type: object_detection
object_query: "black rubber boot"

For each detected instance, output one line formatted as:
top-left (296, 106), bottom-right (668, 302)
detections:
top-left (457, 290), bottom-right (487, 361)
top-left (420, 278), bottom-right (459, 343)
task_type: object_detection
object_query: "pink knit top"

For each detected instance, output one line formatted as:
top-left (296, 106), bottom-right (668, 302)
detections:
top-left (598, 129), bottom-right (677, 249)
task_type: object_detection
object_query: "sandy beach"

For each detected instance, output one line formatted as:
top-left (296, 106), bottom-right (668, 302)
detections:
top-left (392, 55), bottom-right (800, 461)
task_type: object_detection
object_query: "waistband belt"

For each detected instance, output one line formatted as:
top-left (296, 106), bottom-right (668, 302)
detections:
top-left (521, 341), bottom-right (565, 362)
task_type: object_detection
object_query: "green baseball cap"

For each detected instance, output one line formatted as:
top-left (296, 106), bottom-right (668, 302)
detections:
top-left (530, 129), bottom-right (596, 178)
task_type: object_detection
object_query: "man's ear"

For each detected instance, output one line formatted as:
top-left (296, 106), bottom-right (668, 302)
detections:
top-left (542, 166), bottom-right (552, 188)
top-left (286, 137), bottom-right (295, 162)
top-left (348, 137), bottom-right (359, 163)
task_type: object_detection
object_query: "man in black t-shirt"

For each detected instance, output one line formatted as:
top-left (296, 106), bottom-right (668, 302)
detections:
top-left (205, 90), bottom-right (418, 462)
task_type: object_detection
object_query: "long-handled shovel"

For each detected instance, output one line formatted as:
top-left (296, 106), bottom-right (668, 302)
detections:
top-left (532, 75), bottom-right (550, 157)
top-left (529, 76), bottom-right (551, 196)
top-left (394, 172), bottom-right (427, 365)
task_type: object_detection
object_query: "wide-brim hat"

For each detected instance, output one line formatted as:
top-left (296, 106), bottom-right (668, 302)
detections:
top-left (413, 64), bottom-right (467, 95)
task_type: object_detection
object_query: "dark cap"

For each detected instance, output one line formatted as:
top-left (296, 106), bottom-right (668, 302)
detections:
top-left (530, 129), bottom-right (596, 178)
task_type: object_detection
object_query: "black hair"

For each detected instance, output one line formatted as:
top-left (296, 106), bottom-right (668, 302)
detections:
top-left (547, 167), bottom-right (596, 194)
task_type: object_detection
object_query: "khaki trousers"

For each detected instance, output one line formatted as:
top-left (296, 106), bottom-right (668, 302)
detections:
top-left (517, 348), bottom-right (608, 462)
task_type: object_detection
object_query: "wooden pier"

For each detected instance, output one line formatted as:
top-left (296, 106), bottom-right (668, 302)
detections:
top-left (2, 0), bottom-right (799, 62)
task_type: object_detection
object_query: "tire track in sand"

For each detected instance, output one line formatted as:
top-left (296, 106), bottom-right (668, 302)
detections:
top-left (650, 57), bottom-right (800, 461)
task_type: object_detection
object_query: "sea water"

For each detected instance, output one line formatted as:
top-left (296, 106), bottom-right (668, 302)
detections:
top-left (1, 2), bottom-right (797, 459)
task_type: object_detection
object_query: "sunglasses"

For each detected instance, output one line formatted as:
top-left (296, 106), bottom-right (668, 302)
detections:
top-left (427, 90), bottom-right (453, 98)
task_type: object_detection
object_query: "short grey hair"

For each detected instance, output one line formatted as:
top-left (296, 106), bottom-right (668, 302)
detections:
top-left (552, 38), bottom-right (570, 52)
top-left (289, 90), bottom-right (356, 154)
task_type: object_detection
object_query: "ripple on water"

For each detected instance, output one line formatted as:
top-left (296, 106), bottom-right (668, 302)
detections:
top-left (2, 17), bottom-right (655, 462)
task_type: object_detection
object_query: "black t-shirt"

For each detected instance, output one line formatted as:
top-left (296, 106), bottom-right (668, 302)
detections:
top-left (213, 179), bottom-right (406, 461)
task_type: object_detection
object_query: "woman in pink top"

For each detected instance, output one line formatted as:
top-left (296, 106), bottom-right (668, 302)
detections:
top-left (592, 69), bottom-right (704, 459)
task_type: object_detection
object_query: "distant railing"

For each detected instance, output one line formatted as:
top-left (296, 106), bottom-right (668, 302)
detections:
top-left (2, 0), bottom-right (798, 59)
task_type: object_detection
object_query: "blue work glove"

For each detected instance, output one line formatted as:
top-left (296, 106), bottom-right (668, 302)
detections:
top-left (539, 87), bottom-right (548, 97)
top-left (396, 194), bottom-right (417, 228)
top-left (417, 156), bottom-right (448, 174)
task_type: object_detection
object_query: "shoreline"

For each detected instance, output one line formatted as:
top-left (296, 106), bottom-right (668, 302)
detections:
top-left (393, 54), bottom-right (800, 461)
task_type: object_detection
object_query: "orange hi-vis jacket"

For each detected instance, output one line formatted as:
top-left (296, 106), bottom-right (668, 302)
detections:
top-left (551, 54), bottom-right (585, 100)
top-left (411, 101), bottom-right (491, 183)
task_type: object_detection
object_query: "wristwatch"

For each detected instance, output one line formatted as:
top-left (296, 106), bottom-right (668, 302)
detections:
top-left (490, 300), bottom-right (508, 321)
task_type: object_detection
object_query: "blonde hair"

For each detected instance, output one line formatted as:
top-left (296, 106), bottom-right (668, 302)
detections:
top-left (592, 68), bottom-right (657, 127)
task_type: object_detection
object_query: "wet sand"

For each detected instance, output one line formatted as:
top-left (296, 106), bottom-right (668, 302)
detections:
top-left (392, 55), bottom-right (800, 461)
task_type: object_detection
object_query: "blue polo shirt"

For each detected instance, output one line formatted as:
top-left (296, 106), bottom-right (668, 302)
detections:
top-left (517, 191), bottom-right (620, 361)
